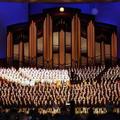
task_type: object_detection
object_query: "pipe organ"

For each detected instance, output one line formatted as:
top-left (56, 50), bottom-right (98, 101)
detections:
top-left (7, 7), bottom-right (117, 68)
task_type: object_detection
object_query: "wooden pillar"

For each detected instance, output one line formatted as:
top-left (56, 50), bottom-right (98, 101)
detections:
top-left (111, 32), bottom-right (117, 60)
top-left (72, 16), bottom-right (75, 67)
top-left (43, 14), bottom-right (52, 68)
top-left (7, 32), bottom-right (13, 63)
top-left (43, 18), bottom-right (47, 66)
top-left (47, 14), bottom-right (52, 68)
top-left (29, 20), bottom-right (37, 66)
top-left (72, 14), bottom-right (81, 67)
top-left (49, 16), bottom-right (53, 67)
top-left (29, 22), bottom-right (32, 63)
top-left (101, 41), bottom-right (105, 64)
top-left (46, 14), bottom-right (50, 64)
top-left (19, 37), bottom-right (24, 65)
top-left (60, 30), bottom-right (65, 68)
top-left (7, 32), bottom-right (11, 59)
top-left (72, 15), bottom-right (78, 67)
top-left (87, 20), bottom-right (95, 65)
top-left (33, 22), bottom-right (37, 65)
top-left (75, 15), bottom-right (78, 63)
top-left (77, 15), bottom-right (81, 67)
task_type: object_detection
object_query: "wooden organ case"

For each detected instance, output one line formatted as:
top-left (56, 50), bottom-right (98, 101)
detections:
top-left (7, 7), bottom-right (117, 68)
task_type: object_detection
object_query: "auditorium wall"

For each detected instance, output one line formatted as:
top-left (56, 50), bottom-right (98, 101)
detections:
top-left (0, 2), bottom-right (29, 58)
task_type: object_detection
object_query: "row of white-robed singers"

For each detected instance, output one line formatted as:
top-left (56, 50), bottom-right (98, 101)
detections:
top-left (0, 65), bottom-right (105, 86)
top-left (0, 76), bottom-right (120, 107)
top-left (0, 67), bottom-right (69, 86)
top-left (0, 65), bottom-right (120, 107)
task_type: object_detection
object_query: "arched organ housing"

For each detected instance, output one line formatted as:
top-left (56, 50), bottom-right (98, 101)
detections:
top-left (7, 7), bottom-right (117, 68)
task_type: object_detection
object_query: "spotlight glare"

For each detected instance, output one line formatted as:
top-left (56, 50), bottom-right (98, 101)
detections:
top-left (59, 7), bottom-right (64, 12)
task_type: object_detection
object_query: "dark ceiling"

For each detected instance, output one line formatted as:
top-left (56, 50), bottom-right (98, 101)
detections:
top-left (0, 0), bottom-right (120, 2)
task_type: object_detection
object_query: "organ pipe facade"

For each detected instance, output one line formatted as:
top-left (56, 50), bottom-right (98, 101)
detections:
top-left (7, 7), bottom-right (118, 68)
